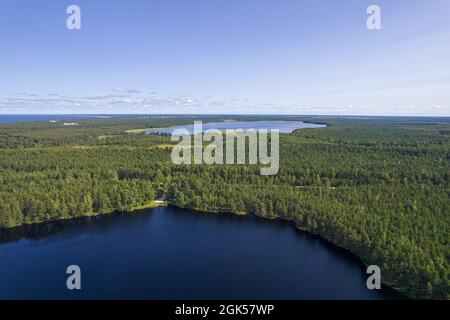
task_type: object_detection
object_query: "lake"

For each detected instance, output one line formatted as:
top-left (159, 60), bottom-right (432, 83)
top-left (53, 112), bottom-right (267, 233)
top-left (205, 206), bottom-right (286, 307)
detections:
top-left (0, 206), bottom-right (401, 299)
top-left (146, 121), bottom-right (326, 134)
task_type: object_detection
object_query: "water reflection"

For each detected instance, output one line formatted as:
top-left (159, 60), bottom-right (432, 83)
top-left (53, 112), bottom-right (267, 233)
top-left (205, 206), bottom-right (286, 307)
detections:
top-left (0, 206), bottom-right (404, 299)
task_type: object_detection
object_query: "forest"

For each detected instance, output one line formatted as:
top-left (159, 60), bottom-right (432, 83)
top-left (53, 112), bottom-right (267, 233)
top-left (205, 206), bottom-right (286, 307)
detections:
top-left (0, 115), bottom-right (448, 299)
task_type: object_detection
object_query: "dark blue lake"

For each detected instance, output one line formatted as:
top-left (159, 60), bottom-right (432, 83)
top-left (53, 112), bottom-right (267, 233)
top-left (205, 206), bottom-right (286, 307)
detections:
top-left (0, 206), bottom-right (401, 299)
top-left (146, 121), bottom-right (326, 134)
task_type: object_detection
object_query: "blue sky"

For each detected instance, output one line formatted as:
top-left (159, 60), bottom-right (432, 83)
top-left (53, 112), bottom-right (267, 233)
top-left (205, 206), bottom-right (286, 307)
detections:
top-left (0, 0), bottom-right (449, 115)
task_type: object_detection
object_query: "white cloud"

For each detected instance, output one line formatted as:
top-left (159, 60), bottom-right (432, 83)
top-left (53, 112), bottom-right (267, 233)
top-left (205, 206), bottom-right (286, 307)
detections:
top-left (0, 89), bottom-right (448, 116)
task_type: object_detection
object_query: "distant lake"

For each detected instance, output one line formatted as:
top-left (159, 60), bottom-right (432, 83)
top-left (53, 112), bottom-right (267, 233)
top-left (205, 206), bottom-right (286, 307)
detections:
top-left (146, 121), bottom-right (326, 134)
top-left (0, 206), bottom-right (401, 299)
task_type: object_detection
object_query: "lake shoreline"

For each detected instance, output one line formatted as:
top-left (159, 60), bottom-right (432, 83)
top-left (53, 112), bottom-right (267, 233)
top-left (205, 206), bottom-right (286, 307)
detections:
top-left (0, 202), bottom-right (406, 300)
top-left (0, 200), bottom-right (168, 231)
top-left (170, 206), bottom-right (407, 300)
top-left (144, 120), bottom-right (327, 135)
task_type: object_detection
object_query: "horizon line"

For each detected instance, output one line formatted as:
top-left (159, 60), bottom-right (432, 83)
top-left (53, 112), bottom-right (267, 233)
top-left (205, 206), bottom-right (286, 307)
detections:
top-left (0, 113), bottom-right (449, 118)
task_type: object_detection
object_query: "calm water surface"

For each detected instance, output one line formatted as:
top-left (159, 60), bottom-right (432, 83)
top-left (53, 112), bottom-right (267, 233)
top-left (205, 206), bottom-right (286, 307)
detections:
top-left (0, 207), bottom-right (401, 299)
top-left (146, 121), bottom-right (326, 134)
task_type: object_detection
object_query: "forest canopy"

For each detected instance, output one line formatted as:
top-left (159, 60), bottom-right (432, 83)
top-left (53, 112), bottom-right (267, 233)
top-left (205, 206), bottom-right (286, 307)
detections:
top-left (0, 115), bottom-right (448, 299)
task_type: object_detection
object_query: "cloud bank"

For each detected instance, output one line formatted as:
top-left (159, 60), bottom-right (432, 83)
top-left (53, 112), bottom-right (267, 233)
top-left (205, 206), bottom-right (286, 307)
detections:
top-left (0, 89), bottom-right (448, 116)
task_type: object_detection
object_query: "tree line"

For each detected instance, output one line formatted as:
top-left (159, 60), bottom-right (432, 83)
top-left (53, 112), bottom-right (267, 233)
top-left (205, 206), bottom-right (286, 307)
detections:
top-left (0, 116), bottom-right (448, 299)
